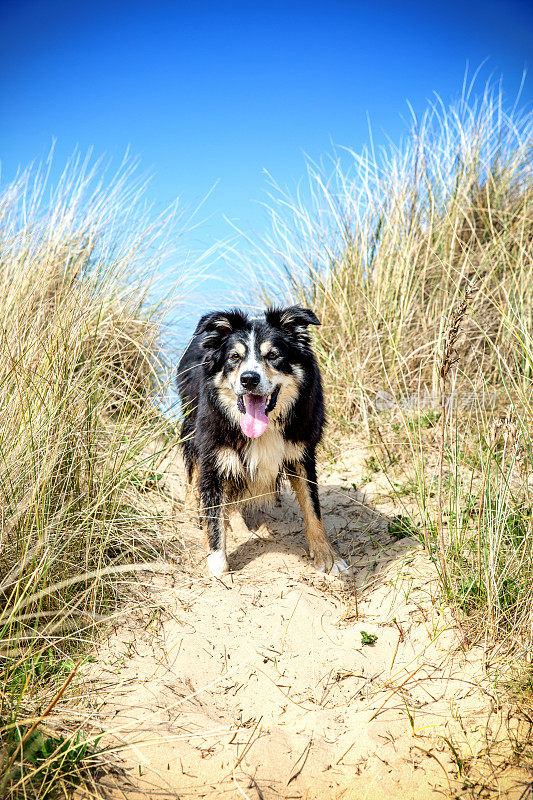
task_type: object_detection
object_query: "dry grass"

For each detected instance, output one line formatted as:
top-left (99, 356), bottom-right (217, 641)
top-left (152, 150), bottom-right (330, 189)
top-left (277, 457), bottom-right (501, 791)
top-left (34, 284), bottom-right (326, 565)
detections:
top-left (1, 79), bottom-right (531, 796)
top-left (258, 84), bottom-right (531, 425)
top-left (0, 153), bottom-right (186, 798)
top-left (252, 80), bottom-right (533, 654)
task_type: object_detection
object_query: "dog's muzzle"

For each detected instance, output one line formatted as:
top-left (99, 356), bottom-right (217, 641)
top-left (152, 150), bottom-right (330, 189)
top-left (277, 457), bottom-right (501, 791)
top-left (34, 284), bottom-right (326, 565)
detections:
top-left (237, 386), bottom-right (280, 414)
top-left (236, 386), bottom-right (280, 438)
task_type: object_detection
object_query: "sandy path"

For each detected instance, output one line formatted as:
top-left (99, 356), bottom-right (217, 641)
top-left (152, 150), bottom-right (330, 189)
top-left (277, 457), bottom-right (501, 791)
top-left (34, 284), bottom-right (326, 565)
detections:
top-left (81, 444), bottom-right (525, 799)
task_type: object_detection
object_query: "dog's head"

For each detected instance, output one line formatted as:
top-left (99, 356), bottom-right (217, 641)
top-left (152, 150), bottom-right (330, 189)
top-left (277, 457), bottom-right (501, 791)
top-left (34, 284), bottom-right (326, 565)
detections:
top-left (194, 306), bottom-right (320, 438)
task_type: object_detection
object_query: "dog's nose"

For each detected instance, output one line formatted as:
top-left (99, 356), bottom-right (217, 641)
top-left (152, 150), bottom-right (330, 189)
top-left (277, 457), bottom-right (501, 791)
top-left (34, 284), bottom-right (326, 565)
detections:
top-left (240, 371), bottom-right (261, 389)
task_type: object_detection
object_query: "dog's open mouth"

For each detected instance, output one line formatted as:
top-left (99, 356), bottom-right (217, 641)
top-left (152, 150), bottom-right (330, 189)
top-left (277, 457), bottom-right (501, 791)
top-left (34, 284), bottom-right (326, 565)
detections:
top-left (237, 387), bottom-right (280, 438)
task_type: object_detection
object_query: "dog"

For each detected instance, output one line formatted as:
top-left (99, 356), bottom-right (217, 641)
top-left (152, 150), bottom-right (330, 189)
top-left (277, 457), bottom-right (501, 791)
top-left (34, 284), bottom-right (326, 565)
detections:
top-left (177, 305), bottom-right (348, 578)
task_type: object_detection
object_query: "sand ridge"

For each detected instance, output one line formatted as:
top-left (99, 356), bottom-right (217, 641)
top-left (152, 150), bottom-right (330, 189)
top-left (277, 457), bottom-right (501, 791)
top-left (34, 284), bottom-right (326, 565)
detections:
top-left (80, 444), bottom-right (526, 799)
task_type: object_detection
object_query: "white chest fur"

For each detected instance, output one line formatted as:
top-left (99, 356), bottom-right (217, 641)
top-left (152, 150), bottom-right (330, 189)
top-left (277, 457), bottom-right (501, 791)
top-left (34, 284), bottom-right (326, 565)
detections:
top-left (215, 431), bottom-right (304, 499)
top-left (243, 430), bottom-right (303, 495)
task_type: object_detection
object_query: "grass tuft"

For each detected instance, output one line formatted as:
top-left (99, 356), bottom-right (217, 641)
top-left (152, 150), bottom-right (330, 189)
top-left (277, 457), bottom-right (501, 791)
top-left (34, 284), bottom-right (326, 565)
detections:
top-left (0, 153), bottom-right (184, 798)
top-left (257, 79), bottom-right (533, 657)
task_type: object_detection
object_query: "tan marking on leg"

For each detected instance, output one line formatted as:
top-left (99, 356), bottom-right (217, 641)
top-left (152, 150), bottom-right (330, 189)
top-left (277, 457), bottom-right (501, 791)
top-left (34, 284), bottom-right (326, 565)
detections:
top-left (184, 466), bottom-right (199, 519)
top-left (227, 505), bottom-right (252, 539)
top-left (203, 491), bottom-right (227, 576)
top-left (289, 465), bottom-right (336, 572)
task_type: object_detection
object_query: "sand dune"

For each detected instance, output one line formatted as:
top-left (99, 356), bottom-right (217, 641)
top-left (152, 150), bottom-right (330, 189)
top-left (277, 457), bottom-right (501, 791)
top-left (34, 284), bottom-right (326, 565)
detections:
top-left (81, 444), bottom-right (527, 799)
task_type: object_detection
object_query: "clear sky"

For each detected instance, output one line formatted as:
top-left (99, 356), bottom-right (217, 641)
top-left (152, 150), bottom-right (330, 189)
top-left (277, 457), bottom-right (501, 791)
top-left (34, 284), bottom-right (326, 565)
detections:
top-left (1, 0), bottom-right (532, 303)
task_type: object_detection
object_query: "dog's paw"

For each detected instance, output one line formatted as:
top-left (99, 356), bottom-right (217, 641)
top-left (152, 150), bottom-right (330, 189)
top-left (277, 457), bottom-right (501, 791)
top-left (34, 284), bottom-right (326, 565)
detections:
top-left (310, 544), bottom-right (336, 573)
top-left (207, 550), bottom-right (229, 578)
top-left (311, 547), bottom-right (350, 577)
top-left (330, 557), bottom-right (351, 577)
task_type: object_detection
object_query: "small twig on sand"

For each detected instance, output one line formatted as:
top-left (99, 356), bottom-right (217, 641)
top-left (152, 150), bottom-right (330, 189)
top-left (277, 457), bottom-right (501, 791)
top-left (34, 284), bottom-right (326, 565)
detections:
top-left (389, 633), bottom-right (402, 675)
top-left (287, 736), bottom-right (313, 785)
top-left (410, 745), bottom-right (452, 792)
top-left (392, 617), bottom-right (404, 640)
top-left (368, 664), bottom-right (424, 723)
top-left (227, 716), bottom-right (263, 779)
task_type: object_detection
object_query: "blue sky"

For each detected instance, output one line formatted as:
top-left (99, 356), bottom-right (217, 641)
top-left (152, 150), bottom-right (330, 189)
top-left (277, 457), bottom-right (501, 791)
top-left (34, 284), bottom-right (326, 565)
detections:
top-left (1, 0), bottom-right (532, 307)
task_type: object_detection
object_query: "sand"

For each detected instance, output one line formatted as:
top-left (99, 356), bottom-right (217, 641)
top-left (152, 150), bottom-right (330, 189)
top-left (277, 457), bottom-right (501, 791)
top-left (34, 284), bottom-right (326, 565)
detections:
top-left (79, 443), bottom-right (530, 799)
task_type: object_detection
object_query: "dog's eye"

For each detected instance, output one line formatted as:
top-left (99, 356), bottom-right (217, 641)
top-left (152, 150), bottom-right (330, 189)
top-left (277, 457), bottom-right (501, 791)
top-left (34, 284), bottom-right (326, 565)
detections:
top-left (230, 352), bottom-right (241, 362)
top-left (266, 351), bottom-right (279, 361)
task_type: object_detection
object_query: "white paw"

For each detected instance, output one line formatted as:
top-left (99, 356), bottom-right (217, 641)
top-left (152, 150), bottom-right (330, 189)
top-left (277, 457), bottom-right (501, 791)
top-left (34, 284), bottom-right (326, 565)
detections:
top-left (330, 558), bottom-right (351, 576)
top-left (311, 550), bottom-right (351, 577)
top-left (207, 550), bottom-right (229, 578)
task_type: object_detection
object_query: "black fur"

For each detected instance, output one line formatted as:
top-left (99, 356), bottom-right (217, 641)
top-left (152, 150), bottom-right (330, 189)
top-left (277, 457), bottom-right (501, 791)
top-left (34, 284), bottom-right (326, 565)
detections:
top-left (177, 305), bottom-right (325, 560)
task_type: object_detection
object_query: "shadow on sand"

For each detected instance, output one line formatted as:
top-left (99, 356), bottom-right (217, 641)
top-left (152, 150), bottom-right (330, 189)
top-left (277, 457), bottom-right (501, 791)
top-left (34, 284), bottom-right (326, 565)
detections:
top-left (223, 479), bottom-right (417, 589)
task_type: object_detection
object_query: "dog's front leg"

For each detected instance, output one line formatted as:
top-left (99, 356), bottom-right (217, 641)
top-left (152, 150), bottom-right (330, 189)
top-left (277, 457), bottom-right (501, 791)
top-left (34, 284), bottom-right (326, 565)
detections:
top-left (183, 465), bottom-right (199, 519)
top-left (289, 451), bottom-right (349, 576)
top-left (226, 504), bottom-right (251, 538)
top-left (199, 462), bottom-right (228, 578)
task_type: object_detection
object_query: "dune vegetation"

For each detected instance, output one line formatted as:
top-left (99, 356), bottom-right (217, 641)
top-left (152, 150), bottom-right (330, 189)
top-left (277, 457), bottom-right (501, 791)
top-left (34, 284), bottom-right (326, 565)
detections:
top-left (0, 155), bottom-right (184, 798)
top-left (258, 81), bottom-right (533, 653)
top-left (1, 79), bottom-right (532, 798)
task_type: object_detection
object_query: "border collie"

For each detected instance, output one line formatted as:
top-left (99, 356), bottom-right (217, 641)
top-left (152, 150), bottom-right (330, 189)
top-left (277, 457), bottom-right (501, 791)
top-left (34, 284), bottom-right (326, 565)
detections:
top-left (177, 305), bottom-right (348, 579)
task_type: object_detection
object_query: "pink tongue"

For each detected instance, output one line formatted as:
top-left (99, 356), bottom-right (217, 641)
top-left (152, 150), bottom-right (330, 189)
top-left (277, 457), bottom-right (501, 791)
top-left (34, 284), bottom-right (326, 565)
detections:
top-left (240, 394), bottom-right (269, 438)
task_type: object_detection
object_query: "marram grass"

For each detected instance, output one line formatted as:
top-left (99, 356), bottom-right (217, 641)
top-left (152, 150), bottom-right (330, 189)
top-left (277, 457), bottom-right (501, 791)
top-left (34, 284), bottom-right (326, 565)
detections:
top-left (0, 154), bottom-right (184, 798)
top-left (256, 81), bottom-right (533, 654)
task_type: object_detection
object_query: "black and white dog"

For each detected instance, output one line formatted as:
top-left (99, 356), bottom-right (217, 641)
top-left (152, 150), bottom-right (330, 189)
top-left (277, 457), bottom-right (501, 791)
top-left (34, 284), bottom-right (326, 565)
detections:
top-left (177, 305), bottom-right (348, 578)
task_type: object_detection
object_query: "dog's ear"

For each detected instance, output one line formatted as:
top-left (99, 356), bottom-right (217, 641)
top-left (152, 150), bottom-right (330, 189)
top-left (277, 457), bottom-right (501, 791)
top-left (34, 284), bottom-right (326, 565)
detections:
top-left (194, 309), bottom-right (247, 349)
top-left (265, 306), bottom-right (320, 356)
top-left (266, 305), bottom-right (321, 331)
